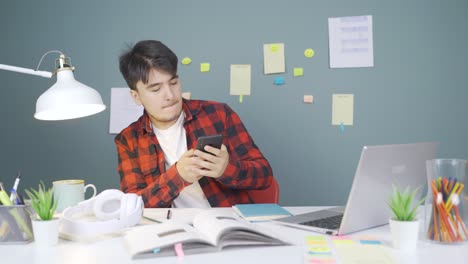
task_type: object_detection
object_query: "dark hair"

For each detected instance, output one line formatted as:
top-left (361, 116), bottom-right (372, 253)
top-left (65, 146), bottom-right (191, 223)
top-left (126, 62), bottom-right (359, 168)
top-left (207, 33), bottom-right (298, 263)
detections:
top-left (119, 40), bottom-right (178, 90)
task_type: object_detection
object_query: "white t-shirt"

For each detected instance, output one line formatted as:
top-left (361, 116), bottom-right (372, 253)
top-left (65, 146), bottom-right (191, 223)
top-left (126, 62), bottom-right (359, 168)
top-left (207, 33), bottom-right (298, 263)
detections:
top-left (152, 112), bottom-right (211, 208)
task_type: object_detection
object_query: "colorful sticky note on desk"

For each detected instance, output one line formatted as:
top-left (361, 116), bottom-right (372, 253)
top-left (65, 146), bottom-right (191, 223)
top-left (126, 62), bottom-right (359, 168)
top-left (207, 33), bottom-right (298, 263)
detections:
top-left (306, 235), bottom-right (327, 245)
top-left (335, 244), bottom-right (395, 264)
top-left (308, 257), bottom-right (336, 264)
top-left (309, 246), bottom-right (332, 254)
top-left (331, 236), bottom-right (354, 245)
top-left (360, 239), bottom-right (383, 245)
top-left (306, 235), bottom-right (327, 241)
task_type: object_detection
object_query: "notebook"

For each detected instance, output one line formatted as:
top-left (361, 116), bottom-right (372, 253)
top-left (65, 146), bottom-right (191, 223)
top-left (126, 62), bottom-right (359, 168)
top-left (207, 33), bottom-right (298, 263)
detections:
top-left (232, 203), bottom-right (292, 221)
top-left (273, 142), bottom-right (438, 235)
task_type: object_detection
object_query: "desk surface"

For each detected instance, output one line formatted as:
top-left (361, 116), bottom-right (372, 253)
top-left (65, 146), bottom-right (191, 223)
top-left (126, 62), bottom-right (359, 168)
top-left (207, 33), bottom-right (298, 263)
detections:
top-left (0, 207), bottom-right (466, 264)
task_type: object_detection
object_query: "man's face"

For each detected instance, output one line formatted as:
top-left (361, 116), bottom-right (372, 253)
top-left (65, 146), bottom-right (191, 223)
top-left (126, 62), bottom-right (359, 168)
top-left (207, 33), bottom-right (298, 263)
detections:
top-left (131, 68), bottom-right (183, 129)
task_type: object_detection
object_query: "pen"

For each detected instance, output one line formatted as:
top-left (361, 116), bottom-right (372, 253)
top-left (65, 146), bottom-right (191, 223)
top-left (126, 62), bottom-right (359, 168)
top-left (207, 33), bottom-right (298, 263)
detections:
top-left (9, 171), bottom-right (22, 202)
top-left (143, 215), bottom-right (162, 224)
top-left (166, 209), bottom-right (172, 220)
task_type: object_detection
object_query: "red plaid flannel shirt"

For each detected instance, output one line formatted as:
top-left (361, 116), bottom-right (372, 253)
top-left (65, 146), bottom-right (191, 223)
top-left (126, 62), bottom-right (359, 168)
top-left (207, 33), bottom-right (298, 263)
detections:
top-left (115, 99), bottom-right (273, 208)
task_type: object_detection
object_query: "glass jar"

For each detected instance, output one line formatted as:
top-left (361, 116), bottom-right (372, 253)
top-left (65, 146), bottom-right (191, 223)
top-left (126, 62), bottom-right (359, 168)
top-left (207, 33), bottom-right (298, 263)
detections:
top-left (425, 159), bottom-right (467, 244)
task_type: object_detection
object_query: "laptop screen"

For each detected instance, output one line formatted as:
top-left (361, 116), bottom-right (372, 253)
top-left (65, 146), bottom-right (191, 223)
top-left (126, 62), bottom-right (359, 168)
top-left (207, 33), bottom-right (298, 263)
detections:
top-left (339, 142), bottom-right (438, 234)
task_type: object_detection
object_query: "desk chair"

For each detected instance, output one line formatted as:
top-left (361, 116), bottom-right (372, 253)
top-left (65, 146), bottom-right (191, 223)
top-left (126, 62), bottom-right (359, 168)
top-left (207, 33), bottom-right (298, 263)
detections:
top-left (248, 177), bottom-right (279, 204)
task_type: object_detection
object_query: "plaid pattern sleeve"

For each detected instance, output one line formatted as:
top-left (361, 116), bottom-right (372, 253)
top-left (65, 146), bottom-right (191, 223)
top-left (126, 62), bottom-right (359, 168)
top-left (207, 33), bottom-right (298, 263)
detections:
top-left (216, 104), bottom-right (273, 189)
top-left (115, 116), bottom-right (188, 208)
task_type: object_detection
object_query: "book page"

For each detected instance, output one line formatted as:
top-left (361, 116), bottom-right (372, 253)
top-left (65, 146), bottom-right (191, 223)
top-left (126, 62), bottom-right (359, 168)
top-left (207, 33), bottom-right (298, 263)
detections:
top-left (124, 221), bottom-right (214, 258)
top-left (193, 210), bottom-right (287, 248)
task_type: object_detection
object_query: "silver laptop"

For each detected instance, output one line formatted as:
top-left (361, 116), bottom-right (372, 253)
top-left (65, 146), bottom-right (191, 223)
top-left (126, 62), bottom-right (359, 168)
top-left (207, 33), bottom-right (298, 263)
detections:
top-left (273, 142), bottom-right (438, 235)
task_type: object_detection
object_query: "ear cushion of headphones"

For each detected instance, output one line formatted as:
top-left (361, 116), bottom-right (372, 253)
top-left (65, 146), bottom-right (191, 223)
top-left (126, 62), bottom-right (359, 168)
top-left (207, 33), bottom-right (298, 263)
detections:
top-left (93, 189), bottom-right (124, 220)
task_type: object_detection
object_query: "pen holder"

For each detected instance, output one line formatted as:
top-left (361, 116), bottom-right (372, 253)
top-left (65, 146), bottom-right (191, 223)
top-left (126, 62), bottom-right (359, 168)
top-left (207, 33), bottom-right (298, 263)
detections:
top-left (0, 204), bottom-right (34, 244)
top-left (424, 159), bottom-right (468, 244)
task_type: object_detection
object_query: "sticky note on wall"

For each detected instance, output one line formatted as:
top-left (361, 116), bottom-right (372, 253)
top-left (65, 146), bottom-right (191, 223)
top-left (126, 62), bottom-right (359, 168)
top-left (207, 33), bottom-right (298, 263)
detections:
top-left (263, 43), bottom-right (285, 74)
top-left (230, 64), bottom-right (251, 96)
top-left (181, 57), bottom-right (192, 65)
top-left (304, 48), bottom-right (315, 58)
top-left (274, 76), bottom-right (285, 85)
top-left (200, 63), bottom-right (210, 72)
top-left (304, 95), bottom-right (313, 104)
top-left (293, 68), bottom-right (304, 77)
top-left (332, 94), bottom-right (354, 125)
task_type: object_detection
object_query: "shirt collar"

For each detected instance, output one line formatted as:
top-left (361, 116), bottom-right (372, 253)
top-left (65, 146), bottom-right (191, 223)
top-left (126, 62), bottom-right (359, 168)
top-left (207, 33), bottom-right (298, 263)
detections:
top-left (141, 99), bottom-right (201, 135)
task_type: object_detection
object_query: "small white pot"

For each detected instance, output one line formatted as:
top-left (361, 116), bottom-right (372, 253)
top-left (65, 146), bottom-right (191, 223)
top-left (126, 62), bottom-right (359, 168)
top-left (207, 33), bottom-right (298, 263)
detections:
top-left (32, 218), bottom-right (60, 246)
top-left (389, 218), bottom-right (419, 251)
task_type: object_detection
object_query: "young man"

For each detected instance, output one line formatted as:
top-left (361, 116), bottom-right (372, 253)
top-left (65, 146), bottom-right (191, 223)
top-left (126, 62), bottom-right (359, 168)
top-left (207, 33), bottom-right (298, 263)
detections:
top-left (116, 40), bottom-right (273, 208)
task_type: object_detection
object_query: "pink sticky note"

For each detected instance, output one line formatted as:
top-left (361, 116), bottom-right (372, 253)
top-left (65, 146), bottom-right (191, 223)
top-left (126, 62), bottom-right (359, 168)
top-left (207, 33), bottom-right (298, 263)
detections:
top-left (308, 257), bottom-right (337, 264)
top-left (331, 236), bottom-right (351, 240)
top-left (304, 95), bottom-right (313, 104)
top-left (174, 243), bottom-right (184, 257)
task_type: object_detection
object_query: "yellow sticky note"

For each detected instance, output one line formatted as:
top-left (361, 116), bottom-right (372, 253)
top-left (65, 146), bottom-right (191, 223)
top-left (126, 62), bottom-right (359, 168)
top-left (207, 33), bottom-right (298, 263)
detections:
top-left (306, 235), bottom-right (327, 241)
top-left (263, 43), bottom-right (285, 74)
top-left (182, 92), bottom-right (191, 99)
top-left (230, 64), bottom-right (251, 96)
top-left (181, 57), bottom-right (192, 65)
top-left (335, 244), bottom-right (395, 264)
top-left (270, 44), bottom-right (279, 52)
top-left (332, 239), bottom-right (354, 245)
top-left (309, 247), bottom-right (332, 253)
top-left (304, 95), bottom-right (313, 104)
top-left (239, 95), bottom-right (243, 103)
top-left (200, 63), bottom-right (210, 72)
top-left (307, 240), bottom-right (328, 245)
top-left (293, 67), bottom-right (303, 77)
top-left (304, 48), bottom-right (315, 58)
top-left (332, 94), bottom-right (354, 126)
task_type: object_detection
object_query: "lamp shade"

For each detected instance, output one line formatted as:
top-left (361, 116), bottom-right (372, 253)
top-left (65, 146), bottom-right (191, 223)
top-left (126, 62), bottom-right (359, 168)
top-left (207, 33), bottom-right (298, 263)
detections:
top-left (34, 69), bottom-right (106, 120)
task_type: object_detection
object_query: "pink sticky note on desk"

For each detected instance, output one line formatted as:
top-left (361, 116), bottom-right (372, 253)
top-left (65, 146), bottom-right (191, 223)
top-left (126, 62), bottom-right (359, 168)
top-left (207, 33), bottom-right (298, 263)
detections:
top-left (174, 243), bottom-right (184, 257)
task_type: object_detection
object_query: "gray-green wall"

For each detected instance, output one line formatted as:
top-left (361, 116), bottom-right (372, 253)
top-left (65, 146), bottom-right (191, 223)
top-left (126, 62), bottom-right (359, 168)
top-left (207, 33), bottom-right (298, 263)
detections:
top-left (1, 0), bottom-right (467, 206)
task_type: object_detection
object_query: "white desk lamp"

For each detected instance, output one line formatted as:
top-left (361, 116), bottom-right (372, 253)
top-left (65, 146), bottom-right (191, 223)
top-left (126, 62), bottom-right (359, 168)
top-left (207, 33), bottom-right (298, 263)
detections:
top-left (0, 50), bottom-right (106, 120)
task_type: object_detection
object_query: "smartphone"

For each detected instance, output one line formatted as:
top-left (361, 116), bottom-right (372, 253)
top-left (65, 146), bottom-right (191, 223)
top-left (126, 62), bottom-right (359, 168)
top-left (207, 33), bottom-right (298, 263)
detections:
top-left (196, 134), bottom-right (223, 153)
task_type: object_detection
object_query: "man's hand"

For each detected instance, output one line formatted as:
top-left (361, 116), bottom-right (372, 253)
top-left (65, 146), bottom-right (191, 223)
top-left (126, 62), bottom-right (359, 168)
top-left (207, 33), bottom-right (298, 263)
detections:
top-left (176, 149), bottom-right (203, 183)
top-left (192, 144), bottom-right (229, 178)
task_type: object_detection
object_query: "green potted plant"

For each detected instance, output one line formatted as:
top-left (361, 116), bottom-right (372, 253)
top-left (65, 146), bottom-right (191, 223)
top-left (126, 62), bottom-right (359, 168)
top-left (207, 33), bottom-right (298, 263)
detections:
top-left (387, 184), bottom-right (424, 251)
top-left (25, 181), bottom-right (60, 246)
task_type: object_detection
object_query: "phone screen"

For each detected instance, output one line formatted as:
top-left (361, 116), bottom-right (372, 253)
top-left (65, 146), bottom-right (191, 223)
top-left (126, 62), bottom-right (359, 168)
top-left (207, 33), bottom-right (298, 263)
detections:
top-left (196, 134), bottom-right (223, 153)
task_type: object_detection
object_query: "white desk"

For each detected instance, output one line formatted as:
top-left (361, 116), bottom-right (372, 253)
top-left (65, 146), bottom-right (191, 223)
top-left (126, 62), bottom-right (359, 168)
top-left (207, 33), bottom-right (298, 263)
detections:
top-left (0, 207), bottom-right (466, 264)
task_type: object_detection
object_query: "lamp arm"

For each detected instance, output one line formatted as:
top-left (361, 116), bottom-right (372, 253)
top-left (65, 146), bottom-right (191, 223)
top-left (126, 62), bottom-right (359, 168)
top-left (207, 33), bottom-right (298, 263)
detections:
top-left (0, 64), bottom-right (52, 78)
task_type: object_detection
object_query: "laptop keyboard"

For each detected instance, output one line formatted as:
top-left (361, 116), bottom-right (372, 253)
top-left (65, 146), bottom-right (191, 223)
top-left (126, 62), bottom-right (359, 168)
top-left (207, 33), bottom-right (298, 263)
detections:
top-left (300, 214), bottom-right (343, 230)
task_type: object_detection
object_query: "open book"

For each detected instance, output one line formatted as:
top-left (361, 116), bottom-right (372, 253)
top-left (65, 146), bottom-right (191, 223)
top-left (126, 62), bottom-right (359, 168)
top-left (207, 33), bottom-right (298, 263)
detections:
top-left (124, 210), bottom-right (290, 259)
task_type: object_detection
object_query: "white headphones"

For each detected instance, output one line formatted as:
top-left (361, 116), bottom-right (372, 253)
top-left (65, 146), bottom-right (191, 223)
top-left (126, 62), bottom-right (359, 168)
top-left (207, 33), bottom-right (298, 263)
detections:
top-left (60, 189), bottom-right (143, 237)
